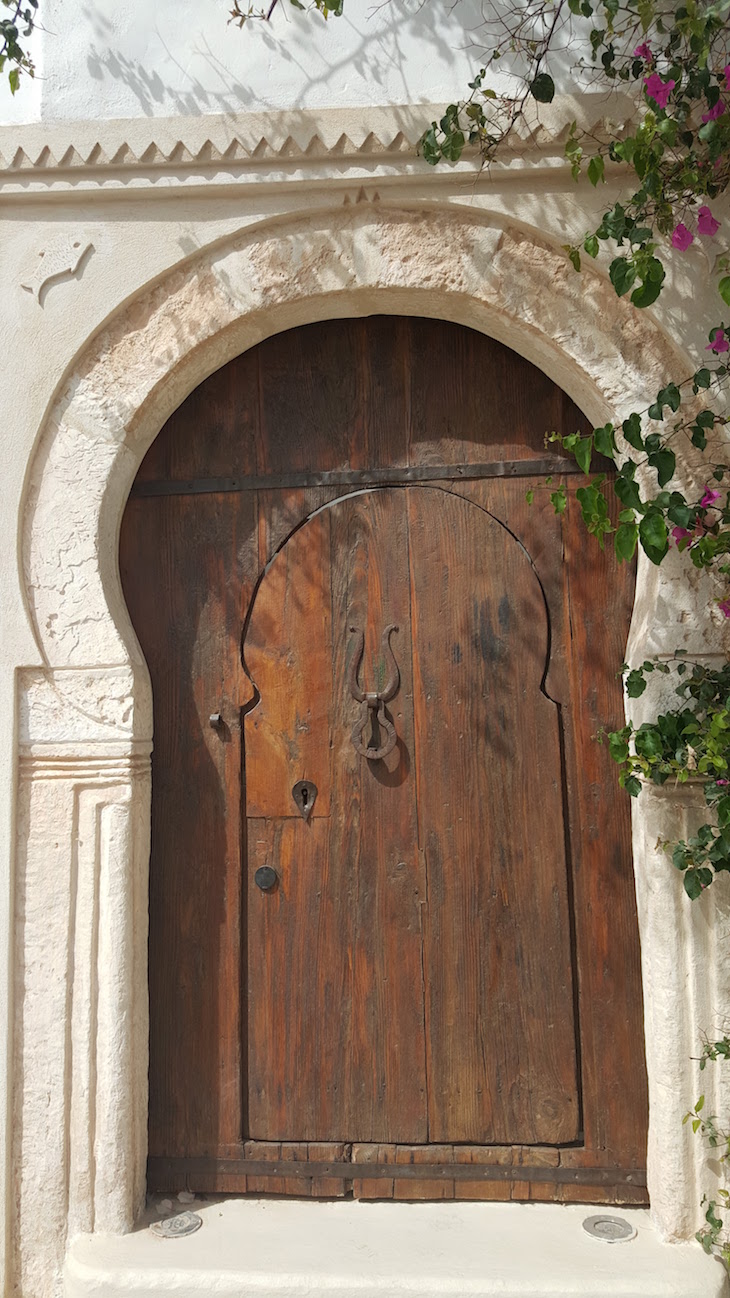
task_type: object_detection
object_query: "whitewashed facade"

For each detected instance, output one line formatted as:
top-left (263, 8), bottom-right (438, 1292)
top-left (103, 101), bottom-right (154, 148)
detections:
top-left (1, 3), bottom-right (730, 1295)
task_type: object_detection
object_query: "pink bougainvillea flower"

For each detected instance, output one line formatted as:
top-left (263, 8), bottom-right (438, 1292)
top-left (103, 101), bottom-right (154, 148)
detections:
top-left (644, 74), bottom-right (675, 108)
top-left (702, 100), bottom-right (725, 122)
top-left (718, 602), bottom-right (730, 619)
top-left (633, 42), bottom-right (652, 61)
top-left (724, 64), bottom-right (730, 92)
top-left (707, 327), bottom-right (730, 353)
top-left (698, 205), bottom-right (720, 237)
top-left (671, 222), bottom-right (694, 250)
top-left (701, 487), bottom-right (722, 507)
top-left (671, 526), bottom-right (692, 542)
top-left (716, 777), bottom-right (730, 784)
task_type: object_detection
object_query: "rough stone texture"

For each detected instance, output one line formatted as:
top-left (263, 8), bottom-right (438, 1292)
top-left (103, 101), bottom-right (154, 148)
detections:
top-left (14, 201), bottom-right (730, 1298)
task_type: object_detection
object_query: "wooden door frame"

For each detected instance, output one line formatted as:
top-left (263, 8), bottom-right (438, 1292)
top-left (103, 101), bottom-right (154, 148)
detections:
top-left (18, 205), bottom-right (723, 1261)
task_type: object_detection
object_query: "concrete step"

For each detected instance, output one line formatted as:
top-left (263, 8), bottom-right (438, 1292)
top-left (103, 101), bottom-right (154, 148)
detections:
top-left (64, 1198), bottom-right (728, 1298)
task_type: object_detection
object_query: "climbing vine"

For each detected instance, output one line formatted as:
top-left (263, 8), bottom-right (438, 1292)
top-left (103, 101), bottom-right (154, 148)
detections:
top-left (0, 0), bottom-right (36, 93)
top-left (605, 656), bottom-right (730, 895)
top-left (685, 1034), bottom-right (730, 1263)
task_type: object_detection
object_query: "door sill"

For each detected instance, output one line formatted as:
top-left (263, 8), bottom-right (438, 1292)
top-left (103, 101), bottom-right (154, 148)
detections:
top-left (64, 1197), bottom-right (727, 1298)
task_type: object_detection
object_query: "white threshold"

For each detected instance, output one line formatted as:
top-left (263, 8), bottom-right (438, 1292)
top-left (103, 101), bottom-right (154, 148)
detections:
top-left (64, 1197), bottom-right (728, 1298)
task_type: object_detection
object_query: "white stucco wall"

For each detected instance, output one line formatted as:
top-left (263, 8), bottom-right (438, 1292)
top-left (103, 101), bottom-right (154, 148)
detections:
top-left (0, 0), bottom-right (594, 126)
top-left (2, 5), bottom-right (730, 1297)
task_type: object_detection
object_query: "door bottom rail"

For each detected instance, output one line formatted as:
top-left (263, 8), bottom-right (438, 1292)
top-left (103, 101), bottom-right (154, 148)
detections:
top-left (148, 1151), bottom-right (647, 1189)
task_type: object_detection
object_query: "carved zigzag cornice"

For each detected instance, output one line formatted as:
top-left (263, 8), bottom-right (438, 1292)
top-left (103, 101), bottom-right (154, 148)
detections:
top-left (0, 95), bottom-right (637, 195)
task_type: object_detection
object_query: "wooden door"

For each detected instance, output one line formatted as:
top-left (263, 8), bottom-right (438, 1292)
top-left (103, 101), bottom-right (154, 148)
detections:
top-left (120, 315), bottom-right (649, 1203)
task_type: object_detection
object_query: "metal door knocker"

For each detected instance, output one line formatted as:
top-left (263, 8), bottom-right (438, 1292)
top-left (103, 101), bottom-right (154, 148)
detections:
top-left (348, 624), bottom-right (399, 760)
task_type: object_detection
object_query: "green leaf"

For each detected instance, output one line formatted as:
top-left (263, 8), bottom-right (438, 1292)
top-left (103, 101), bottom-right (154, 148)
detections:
top-left (530, 72), bottom-right (555, 103)
top-left (637, 0), bottom-right (652, 30)
top-left (693, 368), bottom-right (712, 390)
top-left (574, 435), bottom-right (593, 475)
top-left (608, 731), bottom-right (630, 763)
top-left (420, 126), bottom-right (441, 166)
top-left (566, 246), bottom-right (581, 272)
top-left (625, 669), bottom-right (647, 698)
top-left (648, 448), bottom-right (676, 486)
top-left (615, 522), bottom-right (638, 562)
top-left (438, 128), bottom-right (465, 163)
top-left (684, 868), bottom-right (711, 900)
top-left (659, 383), bottom-right (681, 413)
top-left (622, 413), bottom-right (644, 451)
top-left (587, 154), bottom-right (605, 186)
top-left (525, 488), bottom-right (535, 506)
top-left (639, 512), bottom-right (669, 564)
top-left (667, 500), bottom-right (693, 529)
top-left (635, 725), bottom-right (664, 760)
top-left (631, 258), bottom-right (666, 309)
top-left (696, 410), bottom-right (716, 428)
top-left (550, 487), bottom-right (567, 515)
top-left (593, 422), bottom-right (616, 458)
top-left (624, 775), bottom-right (642, 797)
top-left (584, 234), bottom-right (599, 258)
top-left (691, 426), bottom-right (708, 450)
top-left (609, 257), bottom-right (637, 296)
top-left (719, 277), bottom-right (730, 307)
top-left (614, 472), bottom-right (642, 512)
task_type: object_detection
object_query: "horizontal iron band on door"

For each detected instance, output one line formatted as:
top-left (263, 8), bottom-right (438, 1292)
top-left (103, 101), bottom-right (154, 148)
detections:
top-left (147, 1156), bottom-right (647, 1186)
top-left (130, 457), bottom-right (592, 498)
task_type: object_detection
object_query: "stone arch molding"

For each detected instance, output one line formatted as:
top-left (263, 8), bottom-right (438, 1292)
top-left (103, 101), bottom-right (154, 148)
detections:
top-left (26, 201), bottom-right (697, 678)
top-left (15, 203), bottom-right (730, 1298)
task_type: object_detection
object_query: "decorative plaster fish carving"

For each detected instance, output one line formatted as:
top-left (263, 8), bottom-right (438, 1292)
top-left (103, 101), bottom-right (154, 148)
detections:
top-left (21, 236), bottom-right (94, 301)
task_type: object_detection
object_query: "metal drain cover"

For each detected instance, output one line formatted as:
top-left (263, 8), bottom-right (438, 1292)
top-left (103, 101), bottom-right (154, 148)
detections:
top-left (150, 1210), bottom-right (202, 1239)
top-left (583, 1215), bottom-right (636, 1243)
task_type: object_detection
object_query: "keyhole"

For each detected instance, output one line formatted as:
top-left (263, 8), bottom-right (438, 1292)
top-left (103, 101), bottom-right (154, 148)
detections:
top-left (292, 780), bottom-right (317, 820)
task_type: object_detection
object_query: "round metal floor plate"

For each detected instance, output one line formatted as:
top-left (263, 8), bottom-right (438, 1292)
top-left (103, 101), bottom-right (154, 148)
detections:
top-left (582, 1214), bottom-right (637, 1243)
top-left (150, 1210), bottom-right (203, 1239)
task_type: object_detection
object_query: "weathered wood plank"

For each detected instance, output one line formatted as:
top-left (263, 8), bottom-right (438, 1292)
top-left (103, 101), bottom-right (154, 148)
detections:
top-left (352, 1143), bottom-right (395, 1200)
top-left (120, 491), bottom-right (257, 1161)
top-left (406, 487), bottom-right (580, 1145)
top-left (245, 491), bottom-right (427, 1143)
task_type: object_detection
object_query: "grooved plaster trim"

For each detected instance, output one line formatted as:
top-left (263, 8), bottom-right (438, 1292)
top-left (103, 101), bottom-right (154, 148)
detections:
top-left (0, 94), bottom-right (637, 189)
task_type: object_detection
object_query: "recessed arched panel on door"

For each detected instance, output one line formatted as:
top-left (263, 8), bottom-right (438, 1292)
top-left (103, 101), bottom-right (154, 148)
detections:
top-left (244, 486), bottom-right (579, 1147)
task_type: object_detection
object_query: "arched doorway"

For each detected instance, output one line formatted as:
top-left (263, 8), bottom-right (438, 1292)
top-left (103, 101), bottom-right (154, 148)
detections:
top-left (120, 315), bottom-right (648, 1202)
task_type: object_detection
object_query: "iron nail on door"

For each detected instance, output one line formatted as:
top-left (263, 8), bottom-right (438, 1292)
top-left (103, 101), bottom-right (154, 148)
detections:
top-left (348, 623), bottom-right (400, 760)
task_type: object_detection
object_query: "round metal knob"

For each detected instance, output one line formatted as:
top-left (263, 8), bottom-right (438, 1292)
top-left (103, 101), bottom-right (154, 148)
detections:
top-left (254, 866), bottom-right (277, 892)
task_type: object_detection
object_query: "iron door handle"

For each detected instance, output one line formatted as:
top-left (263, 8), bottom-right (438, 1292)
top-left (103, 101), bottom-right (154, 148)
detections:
top-left (348, 624), bottom-right (399, 760)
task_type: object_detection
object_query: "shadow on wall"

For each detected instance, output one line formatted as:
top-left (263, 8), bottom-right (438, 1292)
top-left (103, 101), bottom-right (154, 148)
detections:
top-left (79, 0), bottom-right (515, 118)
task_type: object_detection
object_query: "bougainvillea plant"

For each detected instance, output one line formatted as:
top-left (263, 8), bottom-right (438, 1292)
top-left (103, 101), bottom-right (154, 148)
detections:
top-left (606, 656), bottom-right (730, 896)
top-left (415, 0), bottom-right (730, 900)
